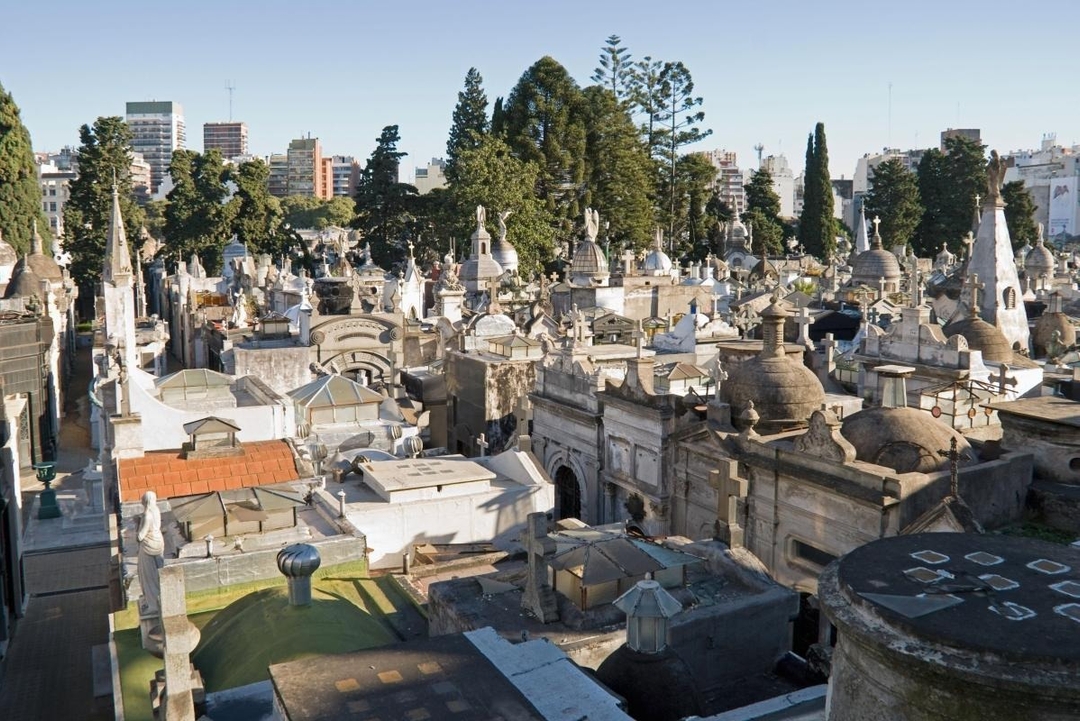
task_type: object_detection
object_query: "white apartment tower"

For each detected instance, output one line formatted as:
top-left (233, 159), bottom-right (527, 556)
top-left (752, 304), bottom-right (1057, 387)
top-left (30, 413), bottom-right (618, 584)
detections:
top-left (125, 101), bottom-right (186, 196)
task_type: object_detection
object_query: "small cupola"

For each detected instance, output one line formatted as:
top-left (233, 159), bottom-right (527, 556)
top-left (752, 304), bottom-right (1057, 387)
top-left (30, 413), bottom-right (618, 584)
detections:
top-left (182, 416), bottom-right (243, 459)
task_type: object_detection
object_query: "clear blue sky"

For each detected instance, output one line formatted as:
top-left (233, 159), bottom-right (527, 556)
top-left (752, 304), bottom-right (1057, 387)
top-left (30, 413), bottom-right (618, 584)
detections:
top-left (2, 0), bottom-right (1076, 182)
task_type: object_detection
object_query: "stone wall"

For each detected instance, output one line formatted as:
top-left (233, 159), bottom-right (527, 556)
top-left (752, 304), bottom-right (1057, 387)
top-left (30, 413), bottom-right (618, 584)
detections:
top-left (231, 344), bottom-right (312, 396)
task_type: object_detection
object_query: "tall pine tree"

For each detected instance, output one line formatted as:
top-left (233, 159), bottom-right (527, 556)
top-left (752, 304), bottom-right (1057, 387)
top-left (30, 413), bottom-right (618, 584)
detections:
top-left (591, 35), bottom-right (634, 106)
top-left (445, 67), bottom-right (488, 182)
top-left (798, 122), bottom-right (836, 259)
top-left (654, 61), bottom-right (712, 236)
top-left (502, 56), bottom-right (587, 224)
top-left (64, 116), bottom-right (145, 290)
top-left (581, 86), bottom-right (654, 252)
top-left (353, 125), bottom-right (417, 265)
top-left (863, 158), bottom-right (923, 252)
top-left (0, 82), bottom-right (50, 256)
top-left (744, 168), bottom-right (784, 256)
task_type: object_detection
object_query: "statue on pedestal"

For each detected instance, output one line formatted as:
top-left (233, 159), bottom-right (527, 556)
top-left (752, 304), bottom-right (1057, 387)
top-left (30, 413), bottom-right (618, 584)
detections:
top-left (137, 490), bottom-right (165, 616)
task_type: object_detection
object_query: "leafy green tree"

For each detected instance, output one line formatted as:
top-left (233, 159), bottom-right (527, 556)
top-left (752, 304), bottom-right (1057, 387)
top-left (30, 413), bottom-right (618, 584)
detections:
top-left (353, 125), bottom-right (418, 265)
top-left (164, 149), bottom-right (233, 271)
top-left (490, 97), bottom-right (506, 138)
top-left (446, 68), bottom-right (489, 182)
top-left (581, 86), bottom-right (654, 252)
top-left (798, 122), bottom-right (836, 259)
top-left (0, 82), bottom-right (50, 256)
top-left (743, 168), bottom-right (784, 256)
top-left (280, 194), bottom-right (323, 229)
top-left (143, 199), bottom-right (168, 241)
top-left (863, 158), bottom-right (923, 252)
top-left (656, 152), bottom-right (715, 259)
top-left (591, 35), bottom-right (634, 105)
top-left (1002, 180), bottom-right (1039, 250)
top-left (446, 134), bottom-right (556, 275)
top-left (703, 189), bottom-right (733, 247)
top-left (916, 136), bottom-right (986, 255)
top-left (503, 56), bottom-right (587, 223)
top-left (322, 196), bottom-right (356, 229)
top-left (654, 61), bottom-right (711, 235)
top-left (229, 159), bottom-right (286, 254)
top-left (64, 116), bottom-right (145, 289)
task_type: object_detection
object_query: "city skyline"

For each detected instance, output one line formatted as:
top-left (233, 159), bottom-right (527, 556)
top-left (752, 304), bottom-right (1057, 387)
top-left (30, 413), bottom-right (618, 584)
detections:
top-left (2, 0), bottom-right (1078, 183)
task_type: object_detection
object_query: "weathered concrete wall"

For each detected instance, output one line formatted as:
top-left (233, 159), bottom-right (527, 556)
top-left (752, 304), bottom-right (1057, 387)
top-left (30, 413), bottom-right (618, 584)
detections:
top-left (170, 533), bottom-right (366, 593)
top-left (232, 344), bottom-right (311, 396)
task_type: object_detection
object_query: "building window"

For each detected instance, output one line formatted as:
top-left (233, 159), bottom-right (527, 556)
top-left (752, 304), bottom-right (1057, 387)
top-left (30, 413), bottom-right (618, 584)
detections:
top-left (49, 202), bottom-right (57, 212)
top-left (49, 188), bottom-right (56, 196)
top-left (791, 539), bottom-right (838, 570)
top-left (1003, 288), bottom-right (1017, 310)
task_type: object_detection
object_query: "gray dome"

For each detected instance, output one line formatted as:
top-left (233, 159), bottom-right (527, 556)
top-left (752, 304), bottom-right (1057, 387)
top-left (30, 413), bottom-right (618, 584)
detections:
top-left (491, 237), bottom-right (519, 273)
top-left (851, 248), bottom-right (901, 284)
top-left (1033, 312), bottom-right (1076, 357)
top-left (1025, 240), bottom-right (1054, 278)
top-left (943, 315), bottom-right (1013, 362)
top-left (644, 247), bottom-right (672, 272)
top-left (841, 407), bottom-right (972, 474)
top-left (595, 645), bottom-right (703, 721)
top-left (3, 259), bottom-right (44, 300)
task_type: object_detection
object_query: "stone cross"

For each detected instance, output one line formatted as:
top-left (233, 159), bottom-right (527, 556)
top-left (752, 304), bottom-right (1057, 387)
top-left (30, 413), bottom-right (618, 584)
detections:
top-left (633, 319), bottom-right (646, 359)
top-left (710, 354), bottom-right (728, 399)
top-left (867, 307), bottom-right (879, 326)
top-left (520, 512), bottom-right (559, 623)
top-left (476, 433), bottom-right (489, 457)
top-left (487, 277), bottom-right (502, 313)
top-left (823, 333), bottom-right (838, 375)
top-left (733, 305), bottom-right (759, 340)
top-left (991, 363), bottom-right (1017, 396)
top-left (962, 232), bottom-right (976, 262)
top-left (908, 252), bottom-right (922, 307)
top-left (710, 460), bottom-right (748, 548)
top-left (938, 436), bottom-right (962, 499)
top-left (794, 306), bottom-right (814, 345)
top-left (878, 276), bottom-right (887, 298)
top-left (966, 272), bottom-right (985, 315)
top-left (549, 271), bottom-right (560, 285)
top-left (872, 215), bottom-right (881, 239)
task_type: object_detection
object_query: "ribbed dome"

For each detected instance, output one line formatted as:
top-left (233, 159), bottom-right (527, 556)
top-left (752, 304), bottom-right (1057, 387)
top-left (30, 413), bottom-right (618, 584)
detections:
top-left (0, 237), bottom-right (17, 267)
top-left (851, 247), bottom-right (901, 284)
top-left (25, 253), bottom-right (62, 283)
top-left (841, 407), bottom-right (973, 474)
top-left (749, 257), bottom-right (777, 281)
top-left (571, 239), bottom-right (608, 277)
top-left (723, 300), bottom-right (825, 426)
top-left (643, 247), bottom-right (672, 272)
top-left (943, 315), bottom-right (1013, 362)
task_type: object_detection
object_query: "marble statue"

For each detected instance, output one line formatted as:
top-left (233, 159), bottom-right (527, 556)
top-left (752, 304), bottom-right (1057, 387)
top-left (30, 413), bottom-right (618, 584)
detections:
top-left (137, 490), bottom-right (165, 616)
top-left (476, 205), bottom-right (486, 228)
top-left (584, 208), bottom-right (600, 242)
top-left (987, 150), bottom-right (1007, 200)
top-left (497, 210), bottom-right (512, 240)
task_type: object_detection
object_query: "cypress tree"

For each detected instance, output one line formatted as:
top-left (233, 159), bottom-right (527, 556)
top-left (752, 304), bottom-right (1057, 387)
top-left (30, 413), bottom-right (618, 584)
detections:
top-left (798, 133), bottom-right (819, 254)
top-left (798, 122), bottom-right (836, 259)
top-left (0, 82), bottom-right (50, 255)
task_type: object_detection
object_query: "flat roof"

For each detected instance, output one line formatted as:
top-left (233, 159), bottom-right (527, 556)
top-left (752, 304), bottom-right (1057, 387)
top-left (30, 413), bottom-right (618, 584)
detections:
top-left (269, 632), bottom-right (548, 721)
top-left (358, 457), bottom-right (496, 492)
top-left (984, 396), bottom-right (1080, 427)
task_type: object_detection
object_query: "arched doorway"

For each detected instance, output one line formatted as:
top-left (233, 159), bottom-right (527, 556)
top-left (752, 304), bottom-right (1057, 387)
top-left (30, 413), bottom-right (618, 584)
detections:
top-left (554, 466), bottom-right (581, 521)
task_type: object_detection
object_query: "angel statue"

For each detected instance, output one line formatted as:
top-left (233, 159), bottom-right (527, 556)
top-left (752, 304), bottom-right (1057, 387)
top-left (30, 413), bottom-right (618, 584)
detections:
top-left (476, 205), bottom-right (486, 229)
top-left (986, 150), bottom-right (1008, 200)
top-left (584, 208), bottom-right (600, 242)
top-left (497, 210), bottom-right (513, 241)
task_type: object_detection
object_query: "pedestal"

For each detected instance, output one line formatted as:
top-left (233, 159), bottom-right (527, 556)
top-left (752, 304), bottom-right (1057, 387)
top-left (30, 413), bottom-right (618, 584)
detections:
top-left (37, 488), bottom-right (62, 519)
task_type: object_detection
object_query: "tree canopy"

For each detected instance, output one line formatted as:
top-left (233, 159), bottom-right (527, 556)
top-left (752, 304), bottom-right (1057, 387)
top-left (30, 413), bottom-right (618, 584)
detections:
top-left (352, 125), bottom-right (417, 266)
top-left (0, 82), bottom-right (50, 256)
top-left (1002, 180), bottom-right (1039, 250)
top-left (502, 56), bottom-right (587, 223)
top-left (863, 158), bottom-right (923, 252)
top-left (798, 122), bottom-right (836, 259)
top-left (915, 135), bottom-right (986, 255)
top-left (230, 159), bottom-right (286, 254)
top-left (744, 168), bottom-right (784, 257)
top-left (63, 116), bottom-right (145, 289)
top-left (445, 68), bottom-right (489, 182)
top-left (164, 148), bottom-right (233, 272)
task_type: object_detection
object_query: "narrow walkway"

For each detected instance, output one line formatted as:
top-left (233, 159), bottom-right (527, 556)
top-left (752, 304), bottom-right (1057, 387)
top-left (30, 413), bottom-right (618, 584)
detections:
top-left (0, 546), bottom-right (113, 720)
top-left (0, 338), bottom-right (114, 720)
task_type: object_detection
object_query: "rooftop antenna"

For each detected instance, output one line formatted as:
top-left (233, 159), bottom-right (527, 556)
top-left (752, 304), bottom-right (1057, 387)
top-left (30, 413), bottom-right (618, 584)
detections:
top-left (754, 143), bottom-right (764, 168)
top-left (887, 81), bottom-right (893, 148)
top-left (225, 80), bottom-right (235, 122)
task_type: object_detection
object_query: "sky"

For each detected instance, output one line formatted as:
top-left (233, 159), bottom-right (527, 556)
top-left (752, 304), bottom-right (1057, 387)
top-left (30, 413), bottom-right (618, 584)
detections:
top-left (2, 0), bottom-right (1077, 183)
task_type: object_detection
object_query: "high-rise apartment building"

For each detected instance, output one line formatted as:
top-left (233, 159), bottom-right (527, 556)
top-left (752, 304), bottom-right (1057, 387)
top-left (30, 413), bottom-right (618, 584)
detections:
top-left (125, 101), bottom-right (185, 196)
top-left (329, 156), bottom-right (361, 197)
top-left (285, 137), bottom-right (323, 197)
top-left (268, 154), bottom-right (289, 197)
top-left (699, 149), bottom-right (745, 216)
top-left (414, 158), bottom-right (447, 195)
top-left (940, 128), bottom-right (981, 151)
top-left (203, 122), bottom-right (249, 159)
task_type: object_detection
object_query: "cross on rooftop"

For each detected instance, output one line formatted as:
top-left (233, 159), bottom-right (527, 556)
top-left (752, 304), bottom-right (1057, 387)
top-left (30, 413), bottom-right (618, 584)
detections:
top-left (872, 215), bottom-right (881, 236)
top-left (991, 363), bottom-right (1017, 396)
top-left (710, 460), bottom-right (747, 547)
top-left (966, 272), bottom-right (985, 314)
top-left (962, 232), bottom-right (976, 261)
top-left (476, 432), bottom-right (490, 457)
top-left (794, 306), bottom-right (814, 345)
top-left (632, 319), bottom-right (646, 358)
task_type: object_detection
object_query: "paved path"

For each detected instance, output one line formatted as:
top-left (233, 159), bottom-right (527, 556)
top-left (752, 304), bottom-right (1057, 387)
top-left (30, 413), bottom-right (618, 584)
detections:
top-left (0, 339), bottom-right (114, 720)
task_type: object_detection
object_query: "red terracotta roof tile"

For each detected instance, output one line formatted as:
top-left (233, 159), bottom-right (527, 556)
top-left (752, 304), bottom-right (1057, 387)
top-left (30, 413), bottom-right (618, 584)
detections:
top-left (118, 440), bottom-right (300, 502)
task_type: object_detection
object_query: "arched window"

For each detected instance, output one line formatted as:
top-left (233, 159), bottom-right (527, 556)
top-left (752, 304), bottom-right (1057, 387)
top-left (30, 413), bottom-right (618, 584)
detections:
top-left (1003, 287), bottom-right (1017, 310)
top-left (554, 466), bottom-right (582, 520)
